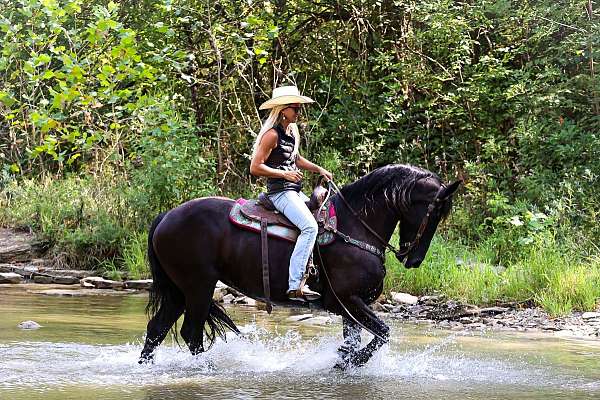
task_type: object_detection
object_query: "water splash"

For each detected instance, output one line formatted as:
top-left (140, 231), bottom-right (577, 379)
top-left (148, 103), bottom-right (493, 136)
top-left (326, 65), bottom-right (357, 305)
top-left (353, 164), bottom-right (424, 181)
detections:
top-left (0, 323), bottom-right (593, 395)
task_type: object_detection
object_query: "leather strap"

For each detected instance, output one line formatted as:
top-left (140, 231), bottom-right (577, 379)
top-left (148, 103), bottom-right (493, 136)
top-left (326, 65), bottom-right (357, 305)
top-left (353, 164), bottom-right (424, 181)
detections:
top-left (319, 184), bottom-right (384, 260)
top-left (329, 180), bottom-right (445, 260)
top-left (329, 180), bottom-right (401, 256)
top-left (324, 225), bottom-right (385, 260)
top-left (261, 219), bottom-right (273, 314)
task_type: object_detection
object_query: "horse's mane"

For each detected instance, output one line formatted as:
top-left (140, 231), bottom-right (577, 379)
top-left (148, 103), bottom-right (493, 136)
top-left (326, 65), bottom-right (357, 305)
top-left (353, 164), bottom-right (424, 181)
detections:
top-left (339, 164), bottom-right (452, 219)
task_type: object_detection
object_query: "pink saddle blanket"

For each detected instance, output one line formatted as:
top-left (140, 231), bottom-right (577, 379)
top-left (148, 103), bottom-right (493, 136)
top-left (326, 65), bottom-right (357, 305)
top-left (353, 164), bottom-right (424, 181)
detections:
top-left (229, 198), bottom-right (336, 245)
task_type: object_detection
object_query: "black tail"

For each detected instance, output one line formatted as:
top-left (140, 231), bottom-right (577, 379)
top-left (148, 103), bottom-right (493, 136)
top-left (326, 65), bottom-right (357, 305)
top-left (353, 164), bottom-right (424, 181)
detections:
top-left (204, 301), bottom-right (240, 349)
top-left (146, 212), bottom-right (182, 318)
top-left (146, 212), bottom-right (239, 348)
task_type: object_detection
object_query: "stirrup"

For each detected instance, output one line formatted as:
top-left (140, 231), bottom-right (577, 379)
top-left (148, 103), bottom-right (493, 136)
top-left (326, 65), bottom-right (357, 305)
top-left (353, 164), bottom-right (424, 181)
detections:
top-left (287, 289), bottom-right (307, 303)
top-left (287, 286), bottom-right (321, 302)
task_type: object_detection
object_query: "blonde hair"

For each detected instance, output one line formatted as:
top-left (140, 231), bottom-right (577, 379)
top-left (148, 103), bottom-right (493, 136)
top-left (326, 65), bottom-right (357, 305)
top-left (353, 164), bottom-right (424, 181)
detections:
top-left (252, 105), bottom-right (300, 160)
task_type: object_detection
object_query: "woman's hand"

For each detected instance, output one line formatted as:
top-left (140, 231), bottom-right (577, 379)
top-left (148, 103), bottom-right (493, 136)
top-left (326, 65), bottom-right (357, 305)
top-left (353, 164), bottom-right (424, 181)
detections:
top-left (318, 167), bottom-right (333, 182)
top-left (281, 170), bottom-right (303, 183)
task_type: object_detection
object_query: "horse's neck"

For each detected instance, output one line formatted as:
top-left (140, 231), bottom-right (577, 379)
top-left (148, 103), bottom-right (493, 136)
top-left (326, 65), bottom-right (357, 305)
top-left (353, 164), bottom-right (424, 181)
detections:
top-left (334, 195), bottom-right (399, 247)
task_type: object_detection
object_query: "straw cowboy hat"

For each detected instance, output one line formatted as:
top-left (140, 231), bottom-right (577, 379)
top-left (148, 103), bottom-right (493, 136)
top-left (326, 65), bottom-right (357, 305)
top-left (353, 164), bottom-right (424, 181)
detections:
top-left (259, 85), bottom-right (315, 110)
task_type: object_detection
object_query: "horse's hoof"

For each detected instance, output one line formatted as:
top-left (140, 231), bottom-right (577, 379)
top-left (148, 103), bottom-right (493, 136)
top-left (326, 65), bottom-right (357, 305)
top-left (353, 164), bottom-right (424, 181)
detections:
top-left (348, 354), bottom-right (367, 368)
top-left (333, 359), bottom-right (350, 371)
top-left (138, 354), bottom-right (154, 365)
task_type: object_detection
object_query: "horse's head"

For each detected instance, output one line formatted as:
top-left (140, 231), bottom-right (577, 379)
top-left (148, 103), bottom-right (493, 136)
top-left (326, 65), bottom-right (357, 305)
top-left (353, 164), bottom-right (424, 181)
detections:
top-left (397, 179), bottom-right (461, 268)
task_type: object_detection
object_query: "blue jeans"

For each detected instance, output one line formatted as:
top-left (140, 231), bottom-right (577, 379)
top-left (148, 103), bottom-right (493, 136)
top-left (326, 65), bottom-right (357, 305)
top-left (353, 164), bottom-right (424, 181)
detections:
top-left (268, 190), bottom-right (318, 291)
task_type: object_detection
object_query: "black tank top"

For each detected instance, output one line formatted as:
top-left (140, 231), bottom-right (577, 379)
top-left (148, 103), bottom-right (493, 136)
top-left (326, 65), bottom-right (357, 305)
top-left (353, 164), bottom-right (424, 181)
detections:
top-left (264, 124), bottom-right (303, 194)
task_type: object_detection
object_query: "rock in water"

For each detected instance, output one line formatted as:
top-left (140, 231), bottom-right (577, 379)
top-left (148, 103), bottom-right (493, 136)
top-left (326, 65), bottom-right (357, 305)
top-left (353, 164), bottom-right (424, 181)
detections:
top-left (391, 292), bottom-right (419, 305)
top-left (243, 298), bottom-right (257, 306)
top-left (0, 272), bottom-right (23, 284)
top-left (33, 275), bottom-right (53, 284)
top-left (582, 312), bottom-right (600, 320)
top-left (18, 320), bottom-right (42, 330)
top-left (222, 294), bottom-right (235, 304)
top-left (52, 276), bottom-right (80, 285)
top-left (79, 276), bottom-right (123, 289)
top-left (123, 279), bottom-right (153, 290)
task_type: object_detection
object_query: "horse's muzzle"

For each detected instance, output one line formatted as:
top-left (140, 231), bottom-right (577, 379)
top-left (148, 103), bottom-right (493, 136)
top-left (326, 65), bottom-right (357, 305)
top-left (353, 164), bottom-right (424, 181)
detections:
top-left (402, 256), bottom-right (423, 269)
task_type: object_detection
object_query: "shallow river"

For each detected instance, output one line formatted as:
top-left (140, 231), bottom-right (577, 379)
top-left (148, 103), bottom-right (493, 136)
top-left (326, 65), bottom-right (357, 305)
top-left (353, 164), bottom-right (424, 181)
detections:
top-left (1, 284), bottom-right (599, 399)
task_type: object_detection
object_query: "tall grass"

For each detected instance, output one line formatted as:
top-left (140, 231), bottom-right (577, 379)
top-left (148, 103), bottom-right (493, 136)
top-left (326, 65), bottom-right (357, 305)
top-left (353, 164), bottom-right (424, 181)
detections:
top-left (121, 231), bottom-right (150, 279)
top-left (385, 233), bottom-right (600, 316)
top-left (0, 172), bottom-right (181, 273)
top-left (0, 175), bottom-right (133, 268)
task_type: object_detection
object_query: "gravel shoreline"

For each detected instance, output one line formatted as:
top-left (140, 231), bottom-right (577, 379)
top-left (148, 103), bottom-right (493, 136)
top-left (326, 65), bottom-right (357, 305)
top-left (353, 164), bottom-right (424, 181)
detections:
top-left (373, 292), bottom-right (600, 338)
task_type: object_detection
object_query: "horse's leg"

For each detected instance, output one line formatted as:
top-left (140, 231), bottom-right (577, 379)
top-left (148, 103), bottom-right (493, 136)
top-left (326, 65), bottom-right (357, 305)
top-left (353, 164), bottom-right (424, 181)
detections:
top-left (180, 282), bottom-right (217, 355)
top-left (334, 317), bottom-right (362, 370)
top-left (139, 299), bottom-right (185, 364)
top-left (343, 295), bottom-right (390, 368)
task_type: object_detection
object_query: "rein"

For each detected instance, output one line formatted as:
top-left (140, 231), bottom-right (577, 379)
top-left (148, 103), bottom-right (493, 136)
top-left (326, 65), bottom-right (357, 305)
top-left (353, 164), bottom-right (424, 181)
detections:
top-left (314, 178), bottom-right (445, 343)
top-left (327, 180), bottom-right (445, 261)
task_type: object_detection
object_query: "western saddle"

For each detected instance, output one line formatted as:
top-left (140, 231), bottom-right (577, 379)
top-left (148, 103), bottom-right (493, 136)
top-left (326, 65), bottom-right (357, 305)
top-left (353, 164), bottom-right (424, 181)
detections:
top-left (236, 185), bottom-right (330, 312)
top-left (239, 185), bottom-right (329, 227)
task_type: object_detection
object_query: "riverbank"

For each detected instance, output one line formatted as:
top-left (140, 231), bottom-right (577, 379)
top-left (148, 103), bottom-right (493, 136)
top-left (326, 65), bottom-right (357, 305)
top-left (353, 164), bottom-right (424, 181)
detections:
top-left (3, 277), bottom-right (600, 339)
top-left (376, 292), bottom-right (600, 338)
top-left (2, 227), bottom-right (600, 338)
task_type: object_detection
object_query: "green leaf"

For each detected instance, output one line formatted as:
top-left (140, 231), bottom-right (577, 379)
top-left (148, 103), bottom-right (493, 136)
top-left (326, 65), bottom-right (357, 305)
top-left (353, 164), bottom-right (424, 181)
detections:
top-left (70, 65), bottom-right (84, 80)
top-left (246, 16), bottom-right (262, 26)
top-left (102, 65), bottom-right (116, 75)
top-left (66, 153), bottom-right (81, 165)
top-left (30, 112), bottom-right (42, 125)
top-left (36, 54), bottom-right (52, 65)
top-left (0, 91), bottom-right (16, 107)
top-left (107, 1), bottom-right (118, 12)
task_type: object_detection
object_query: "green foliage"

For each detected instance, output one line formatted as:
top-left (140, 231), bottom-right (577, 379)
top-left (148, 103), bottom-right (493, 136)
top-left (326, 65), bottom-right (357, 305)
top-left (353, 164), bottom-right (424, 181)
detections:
top-left (0, 175), bottom-right (129, 267)
top-left (0, 145), bottom-right (216, 270)
top-left (0, 0), bottom-right (157, 174)
top-left (127, 95), bottom-right (217, 218)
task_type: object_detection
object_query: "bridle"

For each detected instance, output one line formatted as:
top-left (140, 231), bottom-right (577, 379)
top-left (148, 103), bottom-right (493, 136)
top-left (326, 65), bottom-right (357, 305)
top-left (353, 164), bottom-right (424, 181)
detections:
top-left (314, 178), bottom-right (446, 342)
top-left (326, 179), bottom-right (446, 261)
top-left (395, 183), bottom-right (446, 261)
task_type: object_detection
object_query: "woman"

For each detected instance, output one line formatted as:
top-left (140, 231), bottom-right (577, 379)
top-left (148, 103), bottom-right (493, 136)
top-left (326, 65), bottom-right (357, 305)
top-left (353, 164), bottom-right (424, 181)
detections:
top-left (250, 85), bottom-right (333, 302)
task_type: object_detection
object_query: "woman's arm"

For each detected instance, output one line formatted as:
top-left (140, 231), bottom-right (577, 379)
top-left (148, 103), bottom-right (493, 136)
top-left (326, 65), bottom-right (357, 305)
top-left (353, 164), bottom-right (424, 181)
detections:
top-left (250, 129), bottom-right (303, 182)
top-left (296, 155), bottom-right (333, 181)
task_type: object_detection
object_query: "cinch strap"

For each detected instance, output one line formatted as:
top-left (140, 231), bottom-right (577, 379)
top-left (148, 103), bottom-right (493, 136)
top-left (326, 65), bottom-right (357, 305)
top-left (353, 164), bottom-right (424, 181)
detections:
top-left (261, 219), bottom-right (273, 314)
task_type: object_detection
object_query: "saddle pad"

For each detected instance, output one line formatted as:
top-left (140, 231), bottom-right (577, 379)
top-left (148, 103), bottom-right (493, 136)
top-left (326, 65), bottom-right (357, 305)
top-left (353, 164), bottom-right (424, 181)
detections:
top-left (239, 199), bottom-right (296, 228)
top-left (229, 199), bottom-right (336, 246)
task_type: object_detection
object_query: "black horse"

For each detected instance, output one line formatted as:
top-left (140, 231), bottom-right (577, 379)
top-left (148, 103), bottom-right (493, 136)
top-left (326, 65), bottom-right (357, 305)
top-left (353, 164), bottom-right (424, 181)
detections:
top-left (139, 164), bottom-right (460, 368)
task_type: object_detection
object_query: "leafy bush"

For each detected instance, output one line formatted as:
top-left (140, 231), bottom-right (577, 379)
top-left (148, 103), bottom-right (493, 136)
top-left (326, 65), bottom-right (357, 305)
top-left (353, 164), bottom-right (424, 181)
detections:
top-left (0, 0), bottom-right (157, 175)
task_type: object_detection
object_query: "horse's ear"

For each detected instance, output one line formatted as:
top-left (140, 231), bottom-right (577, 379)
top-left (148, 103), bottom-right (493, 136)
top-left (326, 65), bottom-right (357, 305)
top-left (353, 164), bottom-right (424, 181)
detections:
top-left (439, 180), bottom-right (461, 200)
